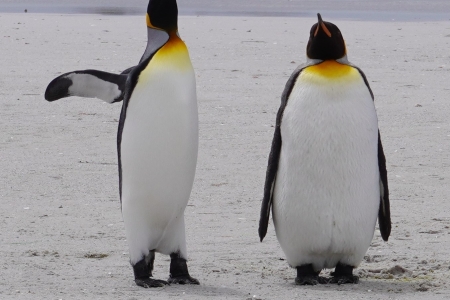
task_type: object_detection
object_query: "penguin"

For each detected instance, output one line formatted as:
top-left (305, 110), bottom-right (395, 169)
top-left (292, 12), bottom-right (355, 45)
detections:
top-left (258, 14), bottom-right (391, 285)
top-left (45, 0), bottom-right (199, 288)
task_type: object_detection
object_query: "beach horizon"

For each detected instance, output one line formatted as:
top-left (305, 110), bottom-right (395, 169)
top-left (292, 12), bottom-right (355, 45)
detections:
top-left (0, 0), bottom-right (450, 21)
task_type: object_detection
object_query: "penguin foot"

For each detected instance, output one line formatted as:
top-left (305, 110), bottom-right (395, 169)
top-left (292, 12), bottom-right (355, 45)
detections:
top-left (295, 264), bottom-right (327, 285)
top-left (168, 274), bottom-right (200, 285)
top-left (329, 275), bottom-right (359, 285)
top-left (168, 252), bottom-right (200, 285)
top-left (135, 277), bottom-right (169, 288)
top-left (329, 263), bottom-right (359, 285)
top-left (295, 275), bottom-right (329, 285)
top-left (133, 252), bottom-right (169, 288)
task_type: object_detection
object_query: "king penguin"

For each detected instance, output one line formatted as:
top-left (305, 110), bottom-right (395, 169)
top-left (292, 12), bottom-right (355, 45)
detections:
top-left (258, 14), bottom-right (391, 285)
top-left (45, 0), bottom-right (199, 288)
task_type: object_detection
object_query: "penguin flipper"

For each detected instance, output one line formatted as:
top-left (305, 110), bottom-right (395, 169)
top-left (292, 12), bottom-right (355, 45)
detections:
top-left (350, 64), bottom-right (391, 240)
top-left (377, 131), bottom-right (391, 241)
top-left (259, 125), bottom-right (281, 242)
top-left (259, 65), bottom-right (307, 242)
top-left (45, 69), bottom-right (128, 103)
top-left (120, 66), bottom-right (136, 75)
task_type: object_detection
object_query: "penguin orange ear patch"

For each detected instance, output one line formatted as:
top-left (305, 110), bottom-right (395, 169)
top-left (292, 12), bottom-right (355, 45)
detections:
top-left (146, 14), bottom-right (155, 28)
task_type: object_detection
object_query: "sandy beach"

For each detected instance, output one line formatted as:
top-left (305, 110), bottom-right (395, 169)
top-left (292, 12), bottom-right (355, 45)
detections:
top-left (1, 12), bottom-right (450, 299)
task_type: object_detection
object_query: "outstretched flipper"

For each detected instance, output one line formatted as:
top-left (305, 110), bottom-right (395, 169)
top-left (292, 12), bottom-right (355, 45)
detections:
top-left (120, 66), bottom-right (136, 75)
top-left (44, 69), bottom-right (129, 103)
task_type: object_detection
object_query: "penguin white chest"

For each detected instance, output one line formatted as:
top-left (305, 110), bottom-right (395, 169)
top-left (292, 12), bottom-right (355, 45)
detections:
top-left (120, 39), bottom-right (198, 260)
top-left (273, 62), bottom-right (380, 269)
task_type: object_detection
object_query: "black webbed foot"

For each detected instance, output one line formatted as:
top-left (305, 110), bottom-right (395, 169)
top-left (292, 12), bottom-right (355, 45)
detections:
top-left (135, 277), bottom-right (169, 288)
top-left (295, 264), bottom-right (327, 285)
top-left (330, 263), bottom-right (359, 285)
top-left (329, 275), bottom-right (359, 285)
top-left (168, 274), bottom-right (200, 285)
top-left (133, 251), bottom-right (169, 288)
top-left (168, 252), bottom-right (200, 285)
top-left (295, 275), bottom-right (329, 285)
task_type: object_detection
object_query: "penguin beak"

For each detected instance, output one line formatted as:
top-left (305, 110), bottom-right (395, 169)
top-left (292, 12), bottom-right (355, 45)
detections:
top-left (314, 13), bottom-right (332, 38)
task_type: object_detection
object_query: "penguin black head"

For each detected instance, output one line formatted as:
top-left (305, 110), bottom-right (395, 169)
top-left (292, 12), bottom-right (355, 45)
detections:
top-left (146, 0), bottom-right (178, 32)
top-left (306, 14), bottom-right (346, 60)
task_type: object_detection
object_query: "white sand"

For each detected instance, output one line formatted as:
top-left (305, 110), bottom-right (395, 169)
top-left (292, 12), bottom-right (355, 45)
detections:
top-left (1, 13), bottom-right (450, 299)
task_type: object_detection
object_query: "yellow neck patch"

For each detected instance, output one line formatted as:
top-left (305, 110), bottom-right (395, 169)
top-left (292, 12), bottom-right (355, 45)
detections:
top-left (154, 33), bottom-right (190, 67)
top-left (158, 33), bottom-right (186, 55)
top-left (305, 60), bottom-right (355, 77)
top-left (139, 33), bottom-right (192, 80)
top-left (300, 60), bottom-right (360, 84)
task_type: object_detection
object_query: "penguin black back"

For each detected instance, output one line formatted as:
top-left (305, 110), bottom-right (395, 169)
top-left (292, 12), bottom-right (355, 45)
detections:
top-left (307, 13), bottom-right (346, 60)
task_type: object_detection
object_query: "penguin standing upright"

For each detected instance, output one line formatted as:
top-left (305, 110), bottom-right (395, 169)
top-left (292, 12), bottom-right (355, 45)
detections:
top-left (259, 14), bottom-right (391, 285)
top-left (45, 0), bottom-right (199, 288)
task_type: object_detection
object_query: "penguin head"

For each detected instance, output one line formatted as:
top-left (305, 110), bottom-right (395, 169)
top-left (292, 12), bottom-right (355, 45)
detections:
top-left (146, 0), bottom-right (178, 32)
top-left (306, 14), bottom-right (346, 60)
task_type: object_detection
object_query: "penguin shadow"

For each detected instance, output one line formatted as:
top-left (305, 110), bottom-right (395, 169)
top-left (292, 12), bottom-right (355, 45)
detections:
top-left (175, 284), bottom-right (247, 298)
top-left (126, 282), bottom-right (247, 298)
top-left (284, 277), bottom-right (420, 294)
